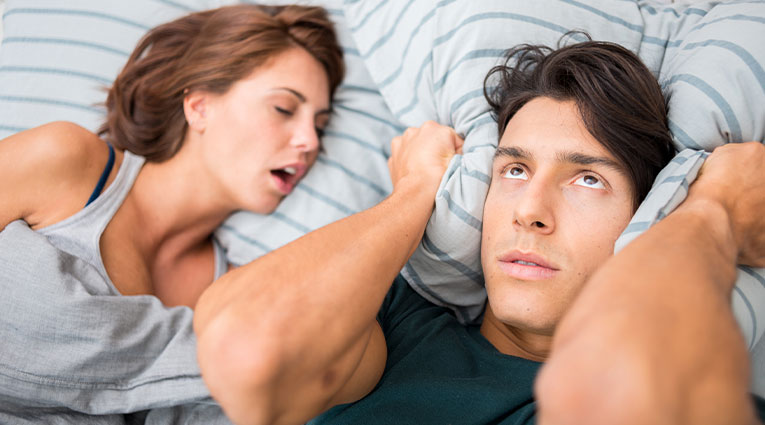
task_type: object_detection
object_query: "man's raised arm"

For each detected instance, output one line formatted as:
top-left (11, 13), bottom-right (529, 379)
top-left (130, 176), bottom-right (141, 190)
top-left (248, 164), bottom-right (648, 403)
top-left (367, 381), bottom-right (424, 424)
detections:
top-left (193, 122), bottom-right (462, 425)
top-left (536, 142), bottom-right (765, 425)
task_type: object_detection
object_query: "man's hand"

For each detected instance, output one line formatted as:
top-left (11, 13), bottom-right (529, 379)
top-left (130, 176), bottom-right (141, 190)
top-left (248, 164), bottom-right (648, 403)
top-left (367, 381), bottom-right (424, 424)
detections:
top-left (686, 142), bottom-right (765, 267)
top-left (535, 142), bottom-right (765, 425)
top-left (387, 121), bottom-right (464, 192)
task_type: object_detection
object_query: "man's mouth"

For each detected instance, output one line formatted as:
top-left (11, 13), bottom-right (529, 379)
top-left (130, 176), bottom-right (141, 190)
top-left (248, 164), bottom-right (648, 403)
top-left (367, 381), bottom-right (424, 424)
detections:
top-left (512, 260), bottom-right (541, 266)
top-left (498, 251), bottom-right (559, 281)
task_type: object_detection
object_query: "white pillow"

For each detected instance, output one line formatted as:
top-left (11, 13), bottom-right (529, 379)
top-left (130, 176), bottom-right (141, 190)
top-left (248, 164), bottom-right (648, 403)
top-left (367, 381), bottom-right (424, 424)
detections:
top-left (0, 0), bottom-right (401, 266)
top-left (343, 0), bottom-right (765, 350)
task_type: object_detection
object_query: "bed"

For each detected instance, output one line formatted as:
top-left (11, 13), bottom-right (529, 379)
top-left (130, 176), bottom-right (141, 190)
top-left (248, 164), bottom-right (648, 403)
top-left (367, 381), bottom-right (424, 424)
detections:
top-left (1, 0), bottom-right (764, 400)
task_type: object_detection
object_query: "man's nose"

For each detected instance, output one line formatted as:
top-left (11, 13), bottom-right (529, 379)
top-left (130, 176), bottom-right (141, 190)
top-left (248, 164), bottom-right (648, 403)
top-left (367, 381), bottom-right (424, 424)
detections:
top-left (512, 179), bottom-right (555, 234)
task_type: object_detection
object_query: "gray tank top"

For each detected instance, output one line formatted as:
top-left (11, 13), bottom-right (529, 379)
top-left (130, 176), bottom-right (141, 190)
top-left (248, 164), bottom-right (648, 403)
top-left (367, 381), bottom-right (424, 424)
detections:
top-left (37, 150), bottom-right (228, 294)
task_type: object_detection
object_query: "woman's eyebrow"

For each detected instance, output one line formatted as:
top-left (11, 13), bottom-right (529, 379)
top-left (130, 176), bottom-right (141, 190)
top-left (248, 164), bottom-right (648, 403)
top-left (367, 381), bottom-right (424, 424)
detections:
top-left (272, 87), bottom-right (306, 102)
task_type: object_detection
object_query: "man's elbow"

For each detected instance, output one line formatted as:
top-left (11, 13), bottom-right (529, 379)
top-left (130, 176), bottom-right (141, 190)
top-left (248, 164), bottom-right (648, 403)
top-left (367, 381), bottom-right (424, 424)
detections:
top-left (196, 310), bottom-right (284, 425)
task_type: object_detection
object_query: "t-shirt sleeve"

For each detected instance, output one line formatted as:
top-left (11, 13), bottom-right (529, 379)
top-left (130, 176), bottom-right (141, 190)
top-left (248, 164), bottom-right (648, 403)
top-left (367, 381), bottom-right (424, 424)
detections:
top-left (754, 394), bottom-right (765, 422)
top-left (376, 274), bottom-right (435, 334)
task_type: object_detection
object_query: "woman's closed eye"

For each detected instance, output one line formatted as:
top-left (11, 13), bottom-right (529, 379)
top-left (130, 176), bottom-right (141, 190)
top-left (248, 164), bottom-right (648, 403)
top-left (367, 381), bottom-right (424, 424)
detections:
top-left (274, 106), bottom-right (294, 116)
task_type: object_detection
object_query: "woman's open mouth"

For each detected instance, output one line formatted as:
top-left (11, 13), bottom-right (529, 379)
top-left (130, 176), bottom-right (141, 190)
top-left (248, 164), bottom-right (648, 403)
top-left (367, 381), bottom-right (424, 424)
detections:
top-left (271, 166), bottom-right (302, 195)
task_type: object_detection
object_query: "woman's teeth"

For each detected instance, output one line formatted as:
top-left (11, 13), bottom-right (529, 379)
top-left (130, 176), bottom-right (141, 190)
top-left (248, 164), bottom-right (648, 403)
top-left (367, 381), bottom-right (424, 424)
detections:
top-left (284, 167), bottom-right (297, 175)
top-left (513, 260), bottom-right (540, 266)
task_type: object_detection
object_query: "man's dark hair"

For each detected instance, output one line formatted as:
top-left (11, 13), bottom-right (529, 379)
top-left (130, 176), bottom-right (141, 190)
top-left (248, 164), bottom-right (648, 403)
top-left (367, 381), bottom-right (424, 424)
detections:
top-left (484, 34), bottom-right (675, 208)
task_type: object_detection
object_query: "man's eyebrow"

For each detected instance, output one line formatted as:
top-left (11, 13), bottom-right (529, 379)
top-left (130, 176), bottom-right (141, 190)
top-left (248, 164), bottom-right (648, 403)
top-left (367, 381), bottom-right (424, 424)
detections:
top-left (556, 151), bottom-right (624, 171)
top-left (493, 146), bottom-right (532, 160)
top-left (272, 87), bottom-right (332, 116)
top-left (494, 145), bottom-right (625, 172)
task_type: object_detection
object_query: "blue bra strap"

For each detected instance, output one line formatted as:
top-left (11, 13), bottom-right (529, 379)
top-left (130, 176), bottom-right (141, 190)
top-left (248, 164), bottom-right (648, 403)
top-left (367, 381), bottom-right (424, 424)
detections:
top-left (85, 143), bottom-right (116, 207)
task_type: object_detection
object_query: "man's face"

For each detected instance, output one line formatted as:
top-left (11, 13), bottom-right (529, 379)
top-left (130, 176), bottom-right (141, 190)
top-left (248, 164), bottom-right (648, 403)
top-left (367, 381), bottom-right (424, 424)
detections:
top-left (481, 97), bottom-right (635, 335)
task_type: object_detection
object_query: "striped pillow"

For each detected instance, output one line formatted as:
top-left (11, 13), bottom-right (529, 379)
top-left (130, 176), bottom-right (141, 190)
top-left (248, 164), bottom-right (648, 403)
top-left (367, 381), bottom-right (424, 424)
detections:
top-left (343, 0), bottom-right (765, 350)
top-left (0, 0), bottom-right (400, 265)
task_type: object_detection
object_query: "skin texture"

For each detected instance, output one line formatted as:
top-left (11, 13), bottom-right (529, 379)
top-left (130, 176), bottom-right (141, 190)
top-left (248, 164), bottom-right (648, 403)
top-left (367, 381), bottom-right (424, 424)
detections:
top-left (480, 98), bottom-right (635, 361)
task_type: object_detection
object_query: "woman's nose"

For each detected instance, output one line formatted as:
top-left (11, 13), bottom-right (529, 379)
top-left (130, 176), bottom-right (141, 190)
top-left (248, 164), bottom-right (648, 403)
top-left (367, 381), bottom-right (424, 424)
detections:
top-left (290, 120), bottom-right (320, 153)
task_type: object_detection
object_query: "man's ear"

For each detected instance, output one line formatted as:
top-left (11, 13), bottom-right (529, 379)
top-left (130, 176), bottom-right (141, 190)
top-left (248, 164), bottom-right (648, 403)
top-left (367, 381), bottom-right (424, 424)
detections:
top-left (183, 90), bottom-right (209, 133)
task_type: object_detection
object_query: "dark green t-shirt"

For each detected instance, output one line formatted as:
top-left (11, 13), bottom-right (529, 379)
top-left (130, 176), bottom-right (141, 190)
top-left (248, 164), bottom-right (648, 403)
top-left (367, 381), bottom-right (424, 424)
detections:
top-left (309, 276), bottom-right (765, 424)
top-left (310, 276), bottom-right (540, 425)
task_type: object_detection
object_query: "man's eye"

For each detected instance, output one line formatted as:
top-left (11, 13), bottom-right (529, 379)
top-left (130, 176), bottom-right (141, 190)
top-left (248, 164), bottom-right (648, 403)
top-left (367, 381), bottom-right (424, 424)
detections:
top-left (502, 166), bottom-right (527, 180)
top-left (573, 174), bottom-right (605, 189)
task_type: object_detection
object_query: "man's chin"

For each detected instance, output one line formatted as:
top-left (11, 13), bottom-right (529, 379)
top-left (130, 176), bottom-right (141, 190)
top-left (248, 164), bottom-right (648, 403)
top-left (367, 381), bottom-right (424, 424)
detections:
top-left (487, 284), bottom-right (563, 329)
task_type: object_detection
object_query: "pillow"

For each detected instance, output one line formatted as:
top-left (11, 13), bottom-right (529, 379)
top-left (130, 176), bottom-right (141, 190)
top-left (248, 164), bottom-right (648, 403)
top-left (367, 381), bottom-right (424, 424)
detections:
top-left (0, 0), bottom-right (401, 266)
top-left (0, 2), bottom-right (5, 40)
top-left (343, 0), bottom-right (765, 350)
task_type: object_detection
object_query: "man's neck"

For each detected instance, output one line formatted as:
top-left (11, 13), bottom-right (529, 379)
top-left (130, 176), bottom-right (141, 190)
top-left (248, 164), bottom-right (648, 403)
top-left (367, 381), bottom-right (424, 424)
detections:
top-left (479, 304), bottom-right (552, 362)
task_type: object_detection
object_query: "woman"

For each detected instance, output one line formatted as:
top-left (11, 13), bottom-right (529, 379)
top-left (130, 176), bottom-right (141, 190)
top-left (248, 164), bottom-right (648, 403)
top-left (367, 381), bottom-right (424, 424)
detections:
top-left (1, 4), bottom-right (343, 306)
top-left (0, 4), bottom-right (343, 422)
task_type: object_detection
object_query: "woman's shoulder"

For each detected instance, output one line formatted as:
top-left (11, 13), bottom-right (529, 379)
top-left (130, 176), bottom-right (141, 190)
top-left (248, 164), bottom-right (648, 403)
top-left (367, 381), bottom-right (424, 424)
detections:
top-left (0, 121), bottom-right (120, 229)
top-left (18, 121), bottom-right (104, 159)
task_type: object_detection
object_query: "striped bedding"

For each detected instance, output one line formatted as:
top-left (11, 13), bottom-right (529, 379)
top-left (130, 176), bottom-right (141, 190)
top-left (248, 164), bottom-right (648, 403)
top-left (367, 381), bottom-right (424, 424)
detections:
top-left (2, 0), bottom-right (764, 394)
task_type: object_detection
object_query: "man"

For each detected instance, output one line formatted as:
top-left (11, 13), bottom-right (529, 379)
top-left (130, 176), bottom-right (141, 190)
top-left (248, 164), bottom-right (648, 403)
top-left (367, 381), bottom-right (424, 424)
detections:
top-left (193, 40), bottom-right (765, 425)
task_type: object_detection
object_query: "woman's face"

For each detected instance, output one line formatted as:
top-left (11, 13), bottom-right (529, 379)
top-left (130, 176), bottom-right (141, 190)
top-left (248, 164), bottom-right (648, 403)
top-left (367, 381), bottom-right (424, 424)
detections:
top-left (186, 47), bottom-right (331, 214)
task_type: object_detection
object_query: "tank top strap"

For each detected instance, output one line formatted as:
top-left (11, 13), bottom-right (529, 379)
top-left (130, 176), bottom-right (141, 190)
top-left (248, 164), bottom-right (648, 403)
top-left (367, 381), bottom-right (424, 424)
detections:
top-left (85, 143), bottom-right (116, 207)
top-left (89, 150), bottom-right (145, 226)
top-left (37, 150), bottom-right (146, 268)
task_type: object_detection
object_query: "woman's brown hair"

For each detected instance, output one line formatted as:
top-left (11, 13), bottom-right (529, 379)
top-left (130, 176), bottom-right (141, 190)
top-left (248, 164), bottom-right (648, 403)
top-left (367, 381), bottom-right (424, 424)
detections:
top-left (99, 4), bottom-right (344, 162)
top-left (484, 34), bottom-right (675, 208)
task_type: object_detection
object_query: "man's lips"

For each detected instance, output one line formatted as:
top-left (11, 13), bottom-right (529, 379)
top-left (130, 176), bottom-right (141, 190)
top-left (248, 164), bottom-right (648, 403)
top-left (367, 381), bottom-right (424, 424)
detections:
top-left (497, 251), bottom-right (559, 281)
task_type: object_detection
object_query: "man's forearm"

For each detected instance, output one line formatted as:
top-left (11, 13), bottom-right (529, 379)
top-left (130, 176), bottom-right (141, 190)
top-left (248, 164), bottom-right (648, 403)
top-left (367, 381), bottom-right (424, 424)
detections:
top-left (537, 200), bottom-right (755, 425)
top-left (193, 179), bottom-right (437, 425)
